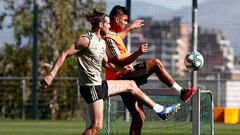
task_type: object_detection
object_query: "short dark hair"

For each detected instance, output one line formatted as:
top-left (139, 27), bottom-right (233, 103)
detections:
top-left (109, 5), bottom-right (128, 21)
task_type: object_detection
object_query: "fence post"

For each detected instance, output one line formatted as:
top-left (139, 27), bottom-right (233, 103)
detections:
top-left (217, 73), bottom-right (221, 106)
top-left (106, 97), bottom-right (111, 135)
top-left (22, 79), bottom-right (26, 120)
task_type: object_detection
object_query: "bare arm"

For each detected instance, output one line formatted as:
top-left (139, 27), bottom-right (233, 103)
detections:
top-left (113, 46), bottom-right (145, 66)
top-left (41, 36), bottom-right (88, 88)
top-left (119, 19), bottom-right (144, 39)
top-left (102, 52), bottom-right (132, 74)
top-left (106, 37), bottom-right (148, 66)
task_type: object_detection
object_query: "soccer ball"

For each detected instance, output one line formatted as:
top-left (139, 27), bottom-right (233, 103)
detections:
top-left (184, 51), bottom-right (204, 71)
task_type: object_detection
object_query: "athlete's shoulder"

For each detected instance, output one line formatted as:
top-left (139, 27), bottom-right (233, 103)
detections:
top-left (75, 32), bottom-right (92, 48)
top-left (105, 31), bottom-right (120, 39)
top-left (81, 32), bottom-right (94, 40)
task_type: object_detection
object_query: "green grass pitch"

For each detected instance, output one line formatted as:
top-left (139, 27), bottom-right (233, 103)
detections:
top-left (0, 120), bottom-right (239, 135)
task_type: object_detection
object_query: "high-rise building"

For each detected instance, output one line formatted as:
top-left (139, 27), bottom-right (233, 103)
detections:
top-left (131, 17), bottom-right (189, 77)
top-left (197, 27), bottom-right (234, 77)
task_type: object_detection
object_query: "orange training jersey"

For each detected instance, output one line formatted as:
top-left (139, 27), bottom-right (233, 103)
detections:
top-left (104, 32), bottom-right (128, 80)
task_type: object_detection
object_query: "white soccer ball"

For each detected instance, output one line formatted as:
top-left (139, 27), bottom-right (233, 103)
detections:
top-left (184, 51), bottom-right (204, 71)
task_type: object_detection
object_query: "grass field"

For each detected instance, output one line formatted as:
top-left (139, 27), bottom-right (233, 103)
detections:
top-left (0, 120), bottom-right (239, 135)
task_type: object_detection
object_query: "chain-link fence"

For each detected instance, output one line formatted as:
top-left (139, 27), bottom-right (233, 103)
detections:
top-left (0, 77), bottom-right (86, 120)
top-left (0, 77), bottom-right (224, 120)
top-left (105, 0), bottom-right (240, 107)
top-left (0, 77), bottom-right (215, 135)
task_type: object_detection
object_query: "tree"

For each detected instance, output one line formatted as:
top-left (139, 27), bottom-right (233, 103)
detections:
top-left (0, 0), bottom-right (106, 119)
top-left (0, 0), bottom-right (106, 76)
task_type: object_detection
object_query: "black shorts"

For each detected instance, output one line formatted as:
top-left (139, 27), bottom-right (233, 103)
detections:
top-left (80, 81), bottom-right (108, 104)
top-left (119, 62), bottom-right (148, 112)
top-left (119, 61), bottom-right (148, 86)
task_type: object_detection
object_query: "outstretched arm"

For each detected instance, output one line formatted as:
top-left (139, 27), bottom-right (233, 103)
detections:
top-left (41, 36), bottom-right (88, 88)
top-left (119, 19), bottom-right (144, 39)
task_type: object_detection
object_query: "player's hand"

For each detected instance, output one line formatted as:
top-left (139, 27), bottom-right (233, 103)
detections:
top-left (128, 64), bottom-right (134, 71)
top-left (137, 43), bottom-right (148, 55)
top-left (40, 75), bottom-right (53, 89)
top-left (121, 65), bottom-right (134, 75)
top-left (129, 19), bottom-right (144, 30)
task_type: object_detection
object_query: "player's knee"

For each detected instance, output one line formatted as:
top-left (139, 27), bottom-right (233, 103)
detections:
top-left (151, 58), bottom-right (164, 68)
top-left (152, 58), bottom-right (161, 65)
top-left (148, 58), bottom-right (162, 66)
top-left (128, 80), bottom-right (139, 94)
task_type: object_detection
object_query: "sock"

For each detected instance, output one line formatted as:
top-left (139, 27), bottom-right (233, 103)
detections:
top-left (153, 104), bottom-right (164, 113)
top-left (171, 82), bottom-right (183, 94)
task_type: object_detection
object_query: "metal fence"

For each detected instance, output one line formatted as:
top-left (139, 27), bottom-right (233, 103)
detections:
top-left (0, 76), bottom-right (216, 135)
top-left (0, 77), bottom-right (83, 120)
top-left (0, 76), bottom-right (234, 120)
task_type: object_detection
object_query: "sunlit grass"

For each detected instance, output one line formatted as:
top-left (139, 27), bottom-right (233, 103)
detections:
top-left (0, 120), bottom-right (239, 135)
